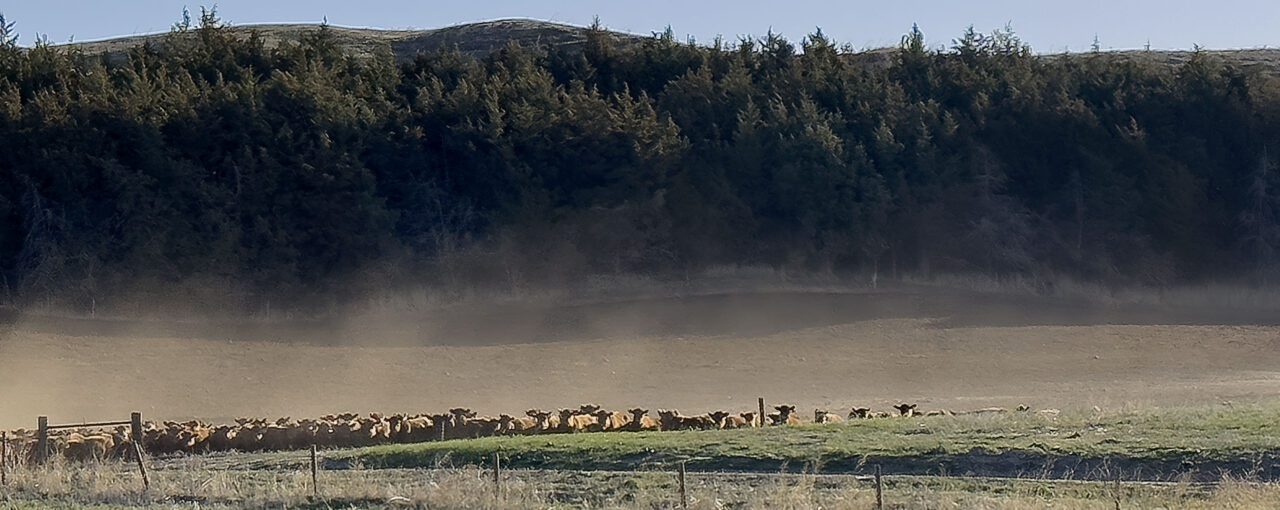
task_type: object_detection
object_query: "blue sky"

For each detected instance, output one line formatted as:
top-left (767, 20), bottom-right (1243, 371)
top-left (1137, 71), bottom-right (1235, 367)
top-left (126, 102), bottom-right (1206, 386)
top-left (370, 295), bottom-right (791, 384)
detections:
top-left (4, 1), bottom-right (1279, 53)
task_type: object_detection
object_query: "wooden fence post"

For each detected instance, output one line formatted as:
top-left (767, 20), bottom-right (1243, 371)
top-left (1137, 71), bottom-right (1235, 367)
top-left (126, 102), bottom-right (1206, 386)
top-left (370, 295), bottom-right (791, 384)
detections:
top-left (310, 444), bottom-right (319, 498)
top-left (132, 441), bottom-right (149, 491)
top-left (874, 464), bottom-right (883, 510)
top-left (130, 412), bottom-right (143, 456)
top-left (493, 452), bottom-right (501, 497)
top-left (2, 430), bottom-right (7, 486)
top-left (35, 416), bottom-right (47, 465)
top-left (678, 461), bottom-right (687, 509)
top-left (758, 397), bottom-right (766, 427)
top-left (1113, 470), bottom-right (1122, 510)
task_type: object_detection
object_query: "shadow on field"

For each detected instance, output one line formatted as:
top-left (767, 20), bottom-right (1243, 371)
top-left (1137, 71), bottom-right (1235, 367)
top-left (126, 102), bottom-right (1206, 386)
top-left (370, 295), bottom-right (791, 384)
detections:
top-left (4, 289), bottom-right (1280, 346)
top-left (362, 447), bottom-right (1280, 483)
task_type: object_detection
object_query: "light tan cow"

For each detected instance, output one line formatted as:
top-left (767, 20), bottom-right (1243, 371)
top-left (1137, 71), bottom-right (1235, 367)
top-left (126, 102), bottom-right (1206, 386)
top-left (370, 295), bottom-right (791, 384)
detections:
top-left (499, 414), bottom-right (539, 435)
top-left (592, 410), bottom-right (632, 432)
top-left (63, 432), bottom-right (113, 461)
top-left (559, 409), bottom-right (597, 433)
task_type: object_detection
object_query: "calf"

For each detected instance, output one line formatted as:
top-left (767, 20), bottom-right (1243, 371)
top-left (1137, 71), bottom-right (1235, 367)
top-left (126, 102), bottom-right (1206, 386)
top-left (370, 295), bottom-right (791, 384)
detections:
top-left (814, 409), bottom-right (843, 424)
top-left (710, 411), bottom-right (750, 429)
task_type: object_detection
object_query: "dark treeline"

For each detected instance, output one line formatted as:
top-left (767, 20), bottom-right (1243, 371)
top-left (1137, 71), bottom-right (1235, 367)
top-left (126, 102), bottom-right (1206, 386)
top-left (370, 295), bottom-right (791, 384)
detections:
top-left (2, 12), bottom-right (1279, 313)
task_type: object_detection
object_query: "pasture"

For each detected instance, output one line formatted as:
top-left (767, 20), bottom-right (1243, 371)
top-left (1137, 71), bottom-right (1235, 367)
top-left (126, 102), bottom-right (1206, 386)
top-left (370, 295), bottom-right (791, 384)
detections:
top-left (2, 405), bottom-right (1280, 508)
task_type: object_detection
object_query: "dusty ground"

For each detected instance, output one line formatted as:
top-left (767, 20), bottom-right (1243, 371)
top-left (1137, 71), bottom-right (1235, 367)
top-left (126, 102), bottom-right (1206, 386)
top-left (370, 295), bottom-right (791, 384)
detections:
top-left (1, 289), bottom-right (1279, 428)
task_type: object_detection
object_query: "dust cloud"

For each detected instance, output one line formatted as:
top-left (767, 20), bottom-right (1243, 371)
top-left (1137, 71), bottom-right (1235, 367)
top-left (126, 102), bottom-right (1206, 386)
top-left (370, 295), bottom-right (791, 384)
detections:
top-left (3, 287), bottom-right (1280, 429)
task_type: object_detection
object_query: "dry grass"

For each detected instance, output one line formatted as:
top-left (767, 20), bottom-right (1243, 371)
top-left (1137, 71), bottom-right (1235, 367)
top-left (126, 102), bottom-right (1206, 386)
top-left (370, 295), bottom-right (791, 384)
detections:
top-left (3, 454), bottom-right (1280, 509)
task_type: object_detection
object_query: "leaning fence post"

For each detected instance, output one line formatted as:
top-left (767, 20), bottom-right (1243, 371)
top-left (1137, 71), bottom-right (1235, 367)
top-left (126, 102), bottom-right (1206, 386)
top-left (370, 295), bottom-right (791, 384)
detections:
top-left (35, 416), bottom-right (47, 465)
top-left (132, 441), bottom-right (149, 491)
top-left (678, 461), bottom-right (688, 509)
top-left (874, 464), bottom-right (883, 510)
top-left (758, 397), bottom-right (766, 427)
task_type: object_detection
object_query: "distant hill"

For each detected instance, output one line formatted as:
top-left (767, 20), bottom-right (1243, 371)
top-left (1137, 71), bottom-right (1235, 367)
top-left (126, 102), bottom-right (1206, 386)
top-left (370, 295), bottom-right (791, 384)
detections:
top-left (66, 19), bottom-right (646, 63)
top-left (64, 19), bottom-right (1280, 75)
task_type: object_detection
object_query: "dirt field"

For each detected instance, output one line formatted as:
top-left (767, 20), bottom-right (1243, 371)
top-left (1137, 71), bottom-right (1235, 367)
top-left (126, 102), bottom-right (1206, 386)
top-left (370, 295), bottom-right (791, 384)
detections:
top-left (2, 289), bottom-right (1279, 428)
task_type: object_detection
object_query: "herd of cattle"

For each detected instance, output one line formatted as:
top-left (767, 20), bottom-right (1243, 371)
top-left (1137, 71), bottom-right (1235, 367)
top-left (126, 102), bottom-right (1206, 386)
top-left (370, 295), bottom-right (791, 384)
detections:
top-left (0, 403), bottom-right (1054, 463)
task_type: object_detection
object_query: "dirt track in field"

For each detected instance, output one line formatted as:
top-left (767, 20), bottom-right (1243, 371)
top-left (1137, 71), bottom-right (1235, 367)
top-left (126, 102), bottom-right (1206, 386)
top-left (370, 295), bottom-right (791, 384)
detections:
top-left (2, 289), bottom-right (1279, 428)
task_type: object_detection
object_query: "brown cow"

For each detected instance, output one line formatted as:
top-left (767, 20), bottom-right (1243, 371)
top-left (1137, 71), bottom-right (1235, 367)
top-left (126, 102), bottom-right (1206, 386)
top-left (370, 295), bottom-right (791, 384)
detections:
top-left (401, 415), bottom-right (437, 442)
top-left (656, 409), bottom-right (679, 430)
top-left (768, 405), bottom-right (801, 426)
top-left (657, 409), bottom-right (717, 431)
top-left (625, 409), bottom-right (661, 432)
top-left (471, 417), bottom-right (502, 438)
top-left (208, 425), bottom-right (238, 451)
top-left (445, 408), bottom-right (479, 439)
